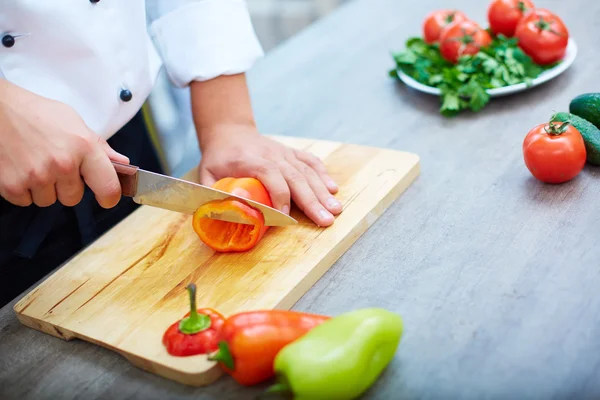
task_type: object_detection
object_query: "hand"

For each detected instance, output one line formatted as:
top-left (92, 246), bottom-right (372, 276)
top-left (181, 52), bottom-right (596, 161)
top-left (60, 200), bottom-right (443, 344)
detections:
top-left (198, 125), bottom-right (343, 227)
top-left (0, 79), bottom-right (129, 208)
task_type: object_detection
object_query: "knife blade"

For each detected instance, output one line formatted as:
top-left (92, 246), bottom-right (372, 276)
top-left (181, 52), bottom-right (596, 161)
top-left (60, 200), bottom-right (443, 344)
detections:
top-left (112, 161), bottom-right (297, 227)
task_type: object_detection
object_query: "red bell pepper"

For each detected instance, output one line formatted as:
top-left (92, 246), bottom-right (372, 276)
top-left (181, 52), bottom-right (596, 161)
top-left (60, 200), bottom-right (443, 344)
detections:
top-left (192, 177), bottom-right (273, 253)
top-left (162, 284), bottom-right (225, 356)
top-left (208, 310), bottom-right (330, 386)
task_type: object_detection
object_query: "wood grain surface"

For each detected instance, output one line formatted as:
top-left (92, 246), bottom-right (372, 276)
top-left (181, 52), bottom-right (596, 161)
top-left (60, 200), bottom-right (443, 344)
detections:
top-left (11, 136), bottom-right (419, 387)
top-left (2, 0), bottom-right (600, 399)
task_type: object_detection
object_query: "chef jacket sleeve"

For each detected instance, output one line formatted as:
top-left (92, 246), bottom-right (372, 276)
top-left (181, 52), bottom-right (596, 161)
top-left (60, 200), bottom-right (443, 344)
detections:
top-left (146, 0), bottom-right (264, 88)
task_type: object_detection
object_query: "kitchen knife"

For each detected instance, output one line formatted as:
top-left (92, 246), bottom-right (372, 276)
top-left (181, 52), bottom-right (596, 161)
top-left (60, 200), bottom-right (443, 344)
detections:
top-left (112, 161), bottom-right (297, 227)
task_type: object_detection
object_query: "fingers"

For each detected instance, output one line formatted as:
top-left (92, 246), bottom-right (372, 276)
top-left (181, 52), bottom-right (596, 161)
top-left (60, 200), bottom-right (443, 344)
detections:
top-left (53, 153), bottom-right (85, 207)
top-left (55, 171), bottom-right (85, 207)
top-left (287, 156), bottom-right (342, 217)
top-left (0, 156), bottom-right (85, 208)
top-left (233, 152), bottom-right (341, 226)
top-left (1, 140), bottom-right (122, 209)
top-left (251, 160), bottom-right (291, 214)
top-left (294, 149), bottom-right (338, 194)
top-left (0, 180), bottom-right (33, 207)
top-left (27, 167), bottom-right (57, 207)
top-left (80, 145), bottom-right (122, 209)
top-left (30, 184), bottom-right (57, 208)
top-left (278, 161), bottom-right (335, 227)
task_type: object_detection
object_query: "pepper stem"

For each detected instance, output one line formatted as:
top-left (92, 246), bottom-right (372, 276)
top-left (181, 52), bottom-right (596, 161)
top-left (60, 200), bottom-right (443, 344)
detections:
top-left (178, 284), bottom-right (211, 334)
top-left (254, 383), bottom-right (293, 400)
top-left (263, 382), bottom-right (292, 398)
top-left (207, 341), bottom-right (235, 370)
top-left (263, 374), bottom-right (293, 398)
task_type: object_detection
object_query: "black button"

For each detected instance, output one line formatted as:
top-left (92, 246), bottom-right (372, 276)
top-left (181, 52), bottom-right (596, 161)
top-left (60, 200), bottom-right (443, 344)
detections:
top-left (120, 89), bottom-right (132, 102)
top-left (90, 0), bottom-right (100, 3)
top-left (2, 35), bottom-right (15, 48)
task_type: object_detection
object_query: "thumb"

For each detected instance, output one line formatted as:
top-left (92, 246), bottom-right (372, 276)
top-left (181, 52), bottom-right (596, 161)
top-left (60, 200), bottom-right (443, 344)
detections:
top-left (198, 166), bottom-right (217, 187)
top-left (99, 137), bottom-right (130, 164)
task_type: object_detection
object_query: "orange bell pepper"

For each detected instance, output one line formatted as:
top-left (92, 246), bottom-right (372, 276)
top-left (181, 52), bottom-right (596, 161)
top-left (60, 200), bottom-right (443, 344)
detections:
top-left (192, 177), bottom-right (273, 252)
top-left (207, 310), bottom-right (331, 386)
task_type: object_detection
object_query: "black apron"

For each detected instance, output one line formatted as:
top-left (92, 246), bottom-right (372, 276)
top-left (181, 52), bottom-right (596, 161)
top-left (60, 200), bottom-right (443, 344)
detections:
top-left (0, 111), bottom-right (164, 308)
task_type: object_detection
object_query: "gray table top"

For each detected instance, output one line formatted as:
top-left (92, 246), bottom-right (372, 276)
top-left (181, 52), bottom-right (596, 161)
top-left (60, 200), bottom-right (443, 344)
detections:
top-left (2, 0), bottom-right (599, 399)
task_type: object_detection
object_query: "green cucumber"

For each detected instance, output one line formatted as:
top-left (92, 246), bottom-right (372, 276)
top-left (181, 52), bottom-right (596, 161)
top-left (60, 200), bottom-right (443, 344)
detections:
top-left (569, 93), bottom-right (600, 129)
top-left (554, 112), bottom-right (600, 165)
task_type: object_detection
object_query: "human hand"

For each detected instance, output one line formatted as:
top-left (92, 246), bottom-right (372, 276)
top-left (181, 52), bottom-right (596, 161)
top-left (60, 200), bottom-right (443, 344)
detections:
top-left (197, 125), bottom-right (343, 227)
top-left (0, 80), bottom-right (129, 208)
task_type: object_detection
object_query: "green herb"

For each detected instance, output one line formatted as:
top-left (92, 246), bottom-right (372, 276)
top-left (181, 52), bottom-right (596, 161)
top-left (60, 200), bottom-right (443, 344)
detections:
top-left (389, 34), bottom-right (559, 116)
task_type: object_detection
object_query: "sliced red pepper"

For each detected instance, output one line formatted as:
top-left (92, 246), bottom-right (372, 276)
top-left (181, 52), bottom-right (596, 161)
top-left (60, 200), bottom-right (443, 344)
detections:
top-left (192, 177), bottom-right (273, 253)
top-left (207, 310), bottom-right (330, 386)
top-left (162, 284), bottom-right (225, 357)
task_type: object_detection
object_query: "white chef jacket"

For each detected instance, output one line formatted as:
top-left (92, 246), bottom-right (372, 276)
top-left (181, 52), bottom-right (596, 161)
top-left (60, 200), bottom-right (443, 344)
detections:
top-left (0, 0), bottom-right (264, 140)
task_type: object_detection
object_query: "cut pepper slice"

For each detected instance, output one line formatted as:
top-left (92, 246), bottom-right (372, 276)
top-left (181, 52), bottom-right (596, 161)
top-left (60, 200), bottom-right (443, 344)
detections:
top-left (192, 177), bottom-right (273, 253)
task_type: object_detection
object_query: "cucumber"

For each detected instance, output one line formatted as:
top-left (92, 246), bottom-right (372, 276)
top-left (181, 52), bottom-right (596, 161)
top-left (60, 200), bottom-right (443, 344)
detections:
top-left (554, 112), bottom-right (600, 165)
top-left (569, 93), bottom-right (600, 129)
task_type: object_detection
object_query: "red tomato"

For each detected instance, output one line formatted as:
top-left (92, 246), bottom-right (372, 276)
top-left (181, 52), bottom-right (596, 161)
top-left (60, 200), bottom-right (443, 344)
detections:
top-left (515, 8), bottom-right (569, 65)
top-left (423, 9), bottom-right (469, 44)
top-left (523, 119), bottom-right (586, 184)
top-left (439, 20), bottom-right (492, 64)
top-left (487, 0), bottom-right (535, 37)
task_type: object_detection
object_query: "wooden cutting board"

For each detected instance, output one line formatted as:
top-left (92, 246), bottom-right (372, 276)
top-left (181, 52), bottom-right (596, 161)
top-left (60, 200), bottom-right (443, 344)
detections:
top-left (13, 135), bottom-right (420, 387)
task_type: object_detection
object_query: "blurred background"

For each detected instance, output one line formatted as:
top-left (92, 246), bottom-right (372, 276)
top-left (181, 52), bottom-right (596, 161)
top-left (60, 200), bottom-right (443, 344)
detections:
top-left (146, 0), bottom-right (349, 178)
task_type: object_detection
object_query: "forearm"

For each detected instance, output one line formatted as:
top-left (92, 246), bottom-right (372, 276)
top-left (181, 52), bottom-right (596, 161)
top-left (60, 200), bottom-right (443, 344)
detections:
top-left (190, 73), bottom-right (258, 149)
top-left (0, 79), bottom-right (45, 129)
top-left (0, 79), bottom-right (28, 111)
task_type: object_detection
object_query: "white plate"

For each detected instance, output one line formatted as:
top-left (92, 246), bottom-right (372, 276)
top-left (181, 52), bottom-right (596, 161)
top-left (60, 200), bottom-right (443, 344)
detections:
top-left (397, 38), bottom-right (577, 98)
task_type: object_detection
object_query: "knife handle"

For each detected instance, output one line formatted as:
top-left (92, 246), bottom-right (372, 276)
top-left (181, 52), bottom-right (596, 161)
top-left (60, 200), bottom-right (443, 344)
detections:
top-left (112, 161), bottom-right (139, 197)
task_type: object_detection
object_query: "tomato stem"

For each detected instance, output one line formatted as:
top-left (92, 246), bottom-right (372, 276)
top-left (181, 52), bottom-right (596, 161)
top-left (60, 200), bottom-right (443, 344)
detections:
top-left (445, 11), bottom-right (456, 25)
top-left (545, 113), bottom-right (571, 136)
top-left (535, 16), bottom-right (548, 31)
top-left (178, 284), bottom-right (211, 335)
top-left (517, 1), bottom-right (529, 13)
top-left (533, 14), bottom-right (566, 37)
top-left (446, 28), bottom-right (476, 46)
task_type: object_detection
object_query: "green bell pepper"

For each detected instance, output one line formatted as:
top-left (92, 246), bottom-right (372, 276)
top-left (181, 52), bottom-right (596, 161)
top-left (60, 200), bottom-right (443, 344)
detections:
top-left (265, 307), bottom-right (403, 400)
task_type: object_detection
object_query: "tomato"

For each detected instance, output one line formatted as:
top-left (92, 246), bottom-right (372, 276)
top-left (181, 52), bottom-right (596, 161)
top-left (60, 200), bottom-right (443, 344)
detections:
top-left (487, 0), bottom-right (535, 37)
top-left (439, 20), bottom-right (492, 64)
top-left (515, 8), bottom-right (569, 65)
top-left (523, 117), bottom-right (586, 184)
top-left (423, 9), bottom-right (469, 44)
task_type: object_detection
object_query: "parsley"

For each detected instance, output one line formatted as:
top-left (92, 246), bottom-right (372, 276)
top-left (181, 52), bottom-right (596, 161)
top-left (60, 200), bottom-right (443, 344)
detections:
top-left (389, 34), bottom-right (558, 116)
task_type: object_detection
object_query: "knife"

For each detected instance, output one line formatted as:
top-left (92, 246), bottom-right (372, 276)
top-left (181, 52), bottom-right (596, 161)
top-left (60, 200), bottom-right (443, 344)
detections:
top-left (112, 161), bottom-right (297, 227)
